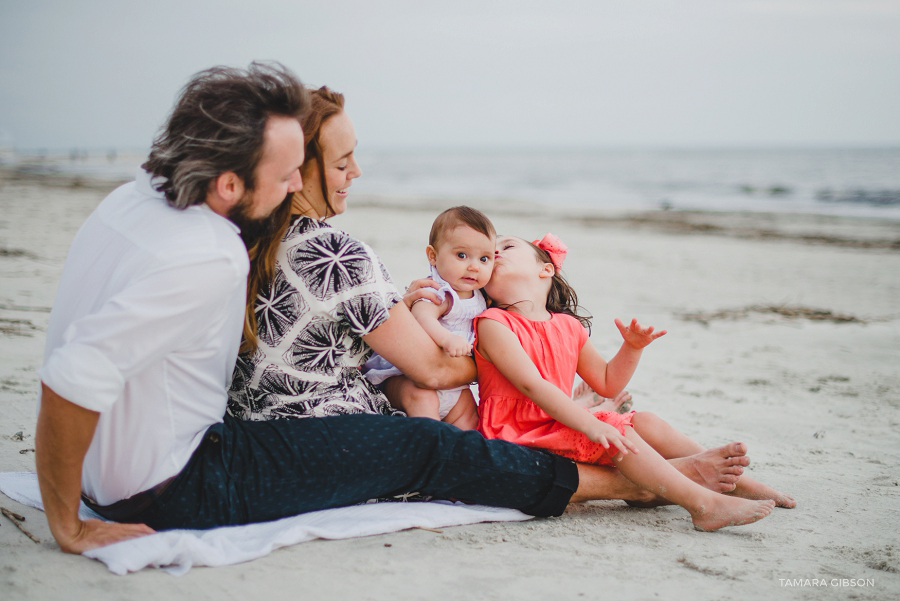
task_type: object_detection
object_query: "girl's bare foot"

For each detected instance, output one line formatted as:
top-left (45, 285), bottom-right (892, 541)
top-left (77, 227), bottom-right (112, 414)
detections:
top-left (676, 443), bottom-right (750, 493)
top-left (729, 477), bottom-right (797, 508)
top-left (626, 443), bottom-right (750, 507)
top-left (691, 496), bottom-right (775, 531)
top-left (572, 381), bottom-right (633, 413)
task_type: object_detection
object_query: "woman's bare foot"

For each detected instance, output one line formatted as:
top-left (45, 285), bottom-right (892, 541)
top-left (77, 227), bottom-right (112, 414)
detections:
top-left (729, 477), bottom-right (797, 508)
top-left (572, 380), bottom-right (601, 407)
top-left (691, 496), bottom-right (775, 531)
top-left (673, 443), bottom-right (750, 493)
top-left (572, 381), bottom-right (633, 413)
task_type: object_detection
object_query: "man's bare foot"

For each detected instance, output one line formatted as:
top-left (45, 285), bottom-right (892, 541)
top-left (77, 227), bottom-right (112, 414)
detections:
top-left (572, 381), bottom-right (633, 413)
top-left (674, 443), bottom-right (750, 493)
top-left (729, 477), bottom-right (797, 508)
top-left (691, 496), bottom-right (775, 531)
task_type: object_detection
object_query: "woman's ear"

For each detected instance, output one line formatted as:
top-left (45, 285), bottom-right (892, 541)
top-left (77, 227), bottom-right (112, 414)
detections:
top-left (425, 245), bottom-right (438, 266)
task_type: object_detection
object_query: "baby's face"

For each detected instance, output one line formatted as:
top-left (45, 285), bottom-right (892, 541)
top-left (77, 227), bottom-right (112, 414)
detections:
top-left (428, 225), bottom-right (496, 296)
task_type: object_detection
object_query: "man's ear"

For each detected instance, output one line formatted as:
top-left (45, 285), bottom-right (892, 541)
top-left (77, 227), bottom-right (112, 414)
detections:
top-left (205, 172), bottom-right (246, 217)
top-left (425, 245), bottom-right (438, 266)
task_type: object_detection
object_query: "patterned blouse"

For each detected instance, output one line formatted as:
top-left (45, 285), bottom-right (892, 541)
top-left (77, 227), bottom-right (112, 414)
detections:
top-left (227, 216), bottom-right (404, 420)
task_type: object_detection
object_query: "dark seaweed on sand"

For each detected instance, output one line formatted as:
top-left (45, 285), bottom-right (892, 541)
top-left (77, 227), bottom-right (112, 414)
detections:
top-left (677, 305), bottom-right (866, 326)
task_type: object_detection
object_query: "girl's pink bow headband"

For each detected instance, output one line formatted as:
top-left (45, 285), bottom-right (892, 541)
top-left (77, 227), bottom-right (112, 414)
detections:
top-left (533, 233), bottom-right (568, 272)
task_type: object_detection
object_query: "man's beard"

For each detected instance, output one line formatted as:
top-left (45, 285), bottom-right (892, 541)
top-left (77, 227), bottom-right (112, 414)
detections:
top-left (228, 192), bottom-right (287, 248)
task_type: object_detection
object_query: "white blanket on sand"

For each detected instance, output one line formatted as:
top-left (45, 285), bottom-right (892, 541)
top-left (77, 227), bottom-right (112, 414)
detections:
top-left (0, 472), bottom-right (530, 576)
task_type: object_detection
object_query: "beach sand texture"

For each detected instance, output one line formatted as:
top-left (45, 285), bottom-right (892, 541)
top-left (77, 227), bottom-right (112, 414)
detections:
top-left (1, 176), bottom-right (899, 600)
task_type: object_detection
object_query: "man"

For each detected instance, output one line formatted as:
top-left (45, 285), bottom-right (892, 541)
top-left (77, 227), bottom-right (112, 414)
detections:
top-left (36, 63), bottom-right (308, 552)
top-left (36, 63), bottom-right (747, 554)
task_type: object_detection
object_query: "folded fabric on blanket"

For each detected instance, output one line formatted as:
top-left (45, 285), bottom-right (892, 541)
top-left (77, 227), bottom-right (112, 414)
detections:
top-left (0, 472), bottom-right (531, 576)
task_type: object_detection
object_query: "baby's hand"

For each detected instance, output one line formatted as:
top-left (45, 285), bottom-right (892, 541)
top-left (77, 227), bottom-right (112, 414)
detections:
top-left (442, 334), bottom-right (473, 357)
top-left (615, 318), bottom-right (666, 350)
top-left (585, 421), bottom-right (638, 457)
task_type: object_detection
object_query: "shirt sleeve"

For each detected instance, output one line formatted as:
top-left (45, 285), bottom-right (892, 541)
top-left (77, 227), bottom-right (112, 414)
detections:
top-left (473, 307), bottom-right (512, 329)
top-left (333, 242), bottom-right (402, 337)
top-left (578, 319), bottom-right (589, 347)
top-left (38, 252), bottom-right (245, 413)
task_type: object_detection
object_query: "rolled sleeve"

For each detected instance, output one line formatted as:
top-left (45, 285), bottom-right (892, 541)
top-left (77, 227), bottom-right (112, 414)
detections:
top-left (39, 345), bottom-right (124, 413)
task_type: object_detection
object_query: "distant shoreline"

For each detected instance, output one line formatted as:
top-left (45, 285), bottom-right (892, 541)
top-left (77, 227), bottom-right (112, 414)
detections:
top-left (3, 172), bottom-right (897, 252)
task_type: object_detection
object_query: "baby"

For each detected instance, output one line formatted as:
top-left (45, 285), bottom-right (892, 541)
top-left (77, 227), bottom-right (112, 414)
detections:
top-left (365, 206), bottom-right (495, 429)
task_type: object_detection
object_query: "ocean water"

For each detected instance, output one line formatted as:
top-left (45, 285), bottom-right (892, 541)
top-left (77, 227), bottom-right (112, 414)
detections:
top-left (353, 148), bottom-right (900, 221)
top-left (5, 147), bottom-right (900, 221)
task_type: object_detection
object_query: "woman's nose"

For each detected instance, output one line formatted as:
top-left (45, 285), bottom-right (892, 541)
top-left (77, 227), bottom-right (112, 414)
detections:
top-left (349, 158), bottom-right (362, 179)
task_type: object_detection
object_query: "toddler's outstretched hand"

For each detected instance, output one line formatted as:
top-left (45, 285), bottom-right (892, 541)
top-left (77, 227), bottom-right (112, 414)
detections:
top-left (615, 318), bottom-right (667, 349)
top-left (442, 334), bottom-right (473, 357)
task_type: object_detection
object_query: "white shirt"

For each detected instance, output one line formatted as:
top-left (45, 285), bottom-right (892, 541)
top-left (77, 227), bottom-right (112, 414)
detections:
top-left (37, 170), bottom-right (249, 505)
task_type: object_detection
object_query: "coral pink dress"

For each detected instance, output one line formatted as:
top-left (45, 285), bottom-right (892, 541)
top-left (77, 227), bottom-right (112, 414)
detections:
top-left (475, 308), bottom-right (634, 467)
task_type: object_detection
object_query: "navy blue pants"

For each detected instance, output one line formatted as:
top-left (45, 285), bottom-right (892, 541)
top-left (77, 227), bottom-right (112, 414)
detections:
top-left (130, 414), bottom-right (579, 530)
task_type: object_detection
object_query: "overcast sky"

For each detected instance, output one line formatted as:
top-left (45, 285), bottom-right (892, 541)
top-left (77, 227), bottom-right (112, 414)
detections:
top-left (1, 0), bottom-right (898, 150)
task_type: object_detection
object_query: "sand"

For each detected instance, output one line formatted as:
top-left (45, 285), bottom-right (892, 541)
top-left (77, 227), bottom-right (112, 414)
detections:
top-left (1, 175), bottom-right (899, 600)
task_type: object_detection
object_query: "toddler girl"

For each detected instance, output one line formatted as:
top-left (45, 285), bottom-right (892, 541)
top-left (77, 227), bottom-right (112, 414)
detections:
top-left (365, 206), bottom-right (496, 429)
top-left (475, 233), bottom-right (795, 531)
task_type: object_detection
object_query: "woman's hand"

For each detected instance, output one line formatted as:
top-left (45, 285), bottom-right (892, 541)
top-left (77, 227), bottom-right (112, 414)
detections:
top-left (615, 318), bottom-right (667, 350)
top-left (584, 421), bottom-right (639, 457)
top-left (402, 278), bottom-right (442, 309)
top-left (363, 301), bottom-right (475, 390)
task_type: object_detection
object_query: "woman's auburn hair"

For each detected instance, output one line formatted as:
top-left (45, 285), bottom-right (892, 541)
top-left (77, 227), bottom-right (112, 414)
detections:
top-left (241, 86), bottom-right (345, 353)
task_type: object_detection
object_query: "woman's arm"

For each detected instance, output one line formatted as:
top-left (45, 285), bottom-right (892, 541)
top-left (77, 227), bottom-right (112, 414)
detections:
top-left (477, 319), bottom-right (636, 455)
top-left (362, 301), bottom-right (475, 390)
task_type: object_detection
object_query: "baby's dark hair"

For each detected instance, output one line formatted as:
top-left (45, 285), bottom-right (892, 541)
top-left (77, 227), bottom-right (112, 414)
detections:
top-left (429, 206), bottom-right (496, 247)
top-left (526, 240), bottom-right (593, 330)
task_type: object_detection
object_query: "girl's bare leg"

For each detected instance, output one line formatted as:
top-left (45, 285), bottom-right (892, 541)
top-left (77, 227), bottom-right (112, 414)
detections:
top-left (443, 389), bottom-right (478, 430)
top-left (382, 375), bottom-right (441, 420)
top-left (630, 412), bottom-right (707, 458)
top-left (630, 412), bottom-right (796, 507)
top-left (614, 428), bottom-right (775, 531)
top-left (572, 449), bottom-right (774, 506)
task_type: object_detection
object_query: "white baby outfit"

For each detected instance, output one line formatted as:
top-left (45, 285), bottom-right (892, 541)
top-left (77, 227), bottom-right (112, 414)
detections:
top-left (364, 265), bottom-right (486, 418)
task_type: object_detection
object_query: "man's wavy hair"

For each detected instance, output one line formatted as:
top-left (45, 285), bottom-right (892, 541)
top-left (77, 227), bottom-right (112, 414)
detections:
top-left (142, 62), bottom-right (309, 208)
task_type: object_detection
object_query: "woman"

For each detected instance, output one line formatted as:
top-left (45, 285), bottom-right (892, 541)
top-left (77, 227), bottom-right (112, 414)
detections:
top-left (227, 87), bottom-right (472, 420)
